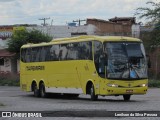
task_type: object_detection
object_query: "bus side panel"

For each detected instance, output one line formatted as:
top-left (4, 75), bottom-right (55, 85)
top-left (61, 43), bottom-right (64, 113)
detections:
top-left (20, 62), bottom-right (28, 91)
top-left (20, 62), bottom-right (48, 92)
top-left (46, 61), bottom-right (82, 93)
top-left (76, 60), bottom-right (100, 95)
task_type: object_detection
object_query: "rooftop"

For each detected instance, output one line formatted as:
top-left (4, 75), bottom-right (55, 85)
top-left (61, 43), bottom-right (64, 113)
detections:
top-left (0, 49), bottom-right (16, 57)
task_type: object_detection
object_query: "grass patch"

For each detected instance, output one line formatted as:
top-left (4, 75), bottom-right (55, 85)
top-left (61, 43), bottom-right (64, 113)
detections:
top-left (148, 79), bottom-right (160, 88)
top-left (0, 75), bottom-right (20, 86)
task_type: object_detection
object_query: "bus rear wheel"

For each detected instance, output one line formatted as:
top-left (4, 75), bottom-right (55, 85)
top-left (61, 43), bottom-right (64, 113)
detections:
top-left (123, 95), bottom-right (131, 101)
top-left (33, 84), bottom-right (40, 97)
top-left (39, 83), bottom-right (48, 98)
top-left (90, 84), bottom-right (98, 101)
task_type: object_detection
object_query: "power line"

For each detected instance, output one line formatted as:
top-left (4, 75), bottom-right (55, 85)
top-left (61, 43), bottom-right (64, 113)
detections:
top-left (73, 19), bottom-right (86, 26)
top-left (39, 17), bottom-right (50, 26)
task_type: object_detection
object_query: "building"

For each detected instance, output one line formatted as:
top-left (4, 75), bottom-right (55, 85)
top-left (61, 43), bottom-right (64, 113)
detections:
top-left (0, 26), bottom-right (18, 75)
top-left (27, 17), bottom-right (139, 38)
top-left (86, 17), bottom-right (139, 37)
top-left (27, 24), bottom-right (97, 39)
top-left (86, 18), bottom-right (136, 37)
top-left (109, 17), bottom-right (136, 25)
top-left (0, 49), bottom-right (17, 74)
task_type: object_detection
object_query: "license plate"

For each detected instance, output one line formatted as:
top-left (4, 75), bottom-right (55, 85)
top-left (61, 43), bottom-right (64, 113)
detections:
top-left (126, 89), bottom-right (133, 93)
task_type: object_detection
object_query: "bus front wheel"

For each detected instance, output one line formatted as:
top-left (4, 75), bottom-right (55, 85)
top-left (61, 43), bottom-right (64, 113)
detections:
top-left (123, 95), bottom-right (131, 101)
top-left (90, 84), bottom-right (98, 101)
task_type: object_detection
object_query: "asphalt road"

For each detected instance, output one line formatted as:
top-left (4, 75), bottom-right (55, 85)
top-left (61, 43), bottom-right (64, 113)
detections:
top-left (0, 86), bottom-right (160, 120)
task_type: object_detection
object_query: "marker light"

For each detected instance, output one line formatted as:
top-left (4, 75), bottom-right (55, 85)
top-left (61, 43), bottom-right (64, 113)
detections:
top-left (140, 84), bottom-right (148, 87)
top-left (107, 84), bottom-right (118, 87)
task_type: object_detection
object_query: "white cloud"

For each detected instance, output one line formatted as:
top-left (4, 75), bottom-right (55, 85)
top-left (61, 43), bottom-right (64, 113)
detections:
top-left (0, 0), bottom-right (16, 2)
top-left (0, 0), bottom-right (157, 25)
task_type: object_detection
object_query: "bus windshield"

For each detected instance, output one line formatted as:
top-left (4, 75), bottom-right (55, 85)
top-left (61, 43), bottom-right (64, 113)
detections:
top-left (99, 42), bottom-right (148, 80)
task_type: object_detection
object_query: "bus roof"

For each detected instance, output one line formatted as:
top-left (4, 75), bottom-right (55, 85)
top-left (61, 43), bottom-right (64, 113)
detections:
top-left (21, 35), bottom-right (141, 48)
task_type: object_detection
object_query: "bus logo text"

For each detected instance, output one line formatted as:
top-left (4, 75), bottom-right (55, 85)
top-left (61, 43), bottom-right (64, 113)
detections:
top-left (26, 66), bottom-right (45, 71)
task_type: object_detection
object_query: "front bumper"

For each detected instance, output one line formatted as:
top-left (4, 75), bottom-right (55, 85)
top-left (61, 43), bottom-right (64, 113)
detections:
top-left (106, 87), bottom-right (148, 95)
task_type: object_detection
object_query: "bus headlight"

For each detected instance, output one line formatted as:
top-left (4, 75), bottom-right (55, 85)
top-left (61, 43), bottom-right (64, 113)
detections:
top-left (107, 84), bottom-right (118, 87)
top-left (140, 84), bottom-right (148, 87)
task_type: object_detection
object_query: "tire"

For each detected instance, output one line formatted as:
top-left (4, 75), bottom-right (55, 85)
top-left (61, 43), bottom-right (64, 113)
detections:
top-left (39, 83), bottom-right (48, 98)
top-left (33, 84), bottom-right (40, 97)
top-left (123, 95), bottom-right (131, 101)
top-left (90, 84), bottom-right (98, 101)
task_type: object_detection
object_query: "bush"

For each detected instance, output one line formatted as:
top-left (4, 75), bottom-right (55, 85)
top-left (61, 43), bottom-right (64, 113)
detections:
top-left (148, 79), bottom-right (160, 88)
top-left (0, 74), bottom-right (20, 86)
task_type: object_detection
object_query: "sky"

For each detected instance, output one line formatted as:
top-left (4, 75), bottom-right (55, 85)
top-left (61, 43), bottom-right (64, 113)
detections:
top-left (0, 0), bottom-right (158, 26)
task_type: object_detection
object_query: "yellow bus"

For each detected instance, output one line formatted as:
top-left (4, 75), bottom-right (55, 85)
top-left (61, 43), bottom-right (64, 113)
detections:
top-left (20, 35), bottom-right (148, 101)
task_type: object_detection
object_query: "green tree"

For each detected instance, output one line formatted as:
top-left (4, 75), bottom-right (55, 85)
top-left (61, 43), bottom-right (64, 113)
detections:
top-left (7, 29), bottom-right (52, 56)
top-left (136, 1), bottom-right (160, 47)
top-left (151, 21), bottom-right (160, 46)
top-left (135, 1), bottom-right (160, 24)
top-left (136, 1), bottom-right (160, 80)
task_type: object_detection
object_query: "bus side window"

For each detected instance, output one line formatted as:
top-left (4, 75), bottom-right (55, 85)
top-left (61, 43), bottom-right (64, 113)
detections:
top-left (31, 47), bottom-right (39, 62)
top-left (85, 41), bottom-right (92, 60)
top-left (90, 42), bottom-right (93, 60)
top-left (67, 43), bottom-right (78, 60)
top-left (34, 47), bottom-right (41, 62)
top-left (94, 41), bottom-right (103, 73)
top-left (50, 44), bottom-right (60, 61)
top-left (78, 41), bottom-right (92, 60)
top-left (26, 48), bottom-right (31, 62)
top-left (59, 44), bottom-right (68, 60)
top-left (21, 49), bottom-right (26, 62)
top-left (40, 47), bottom-right (46, 62)
top-left (45, 46), bottom-right (52, 61)
top-left (77, 42), bottom-right (83, 60)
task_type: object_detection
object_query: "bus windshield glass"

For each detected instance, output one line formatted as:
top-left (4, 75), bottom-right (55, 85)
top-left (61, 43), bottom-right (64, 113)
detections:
top-left (103, 42), bottom-right (148, 79)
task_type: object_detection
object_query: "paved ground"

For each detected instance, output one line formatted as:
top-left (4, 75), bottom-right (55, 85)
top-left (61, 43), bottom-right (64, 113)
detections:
top-left (0, 86), bottom-right (159, 120)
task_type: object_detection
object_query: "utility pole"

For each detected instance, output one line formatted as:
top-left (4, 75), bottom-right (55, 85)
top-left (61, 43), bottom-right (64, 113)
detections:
top-left (39, 17), bottom-right (50, 26)
top-left (73, 19), bottom-right (86, 26)
top-left (51, 19), bottom-right (53, 26)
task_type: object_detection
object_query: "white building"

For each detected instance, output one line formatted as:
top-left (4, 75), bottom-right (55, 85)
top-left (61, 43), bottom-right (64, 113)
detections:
top-left (27, 24), bottom-right (97, 39)
top-left (131, 24), bottom-right (140, 38)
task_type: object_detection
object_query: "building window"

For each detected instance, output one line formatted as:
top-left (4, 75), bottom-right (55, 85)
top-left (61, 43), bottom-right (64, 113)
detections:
top-left (0, 58), bottom-right (4, 66)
